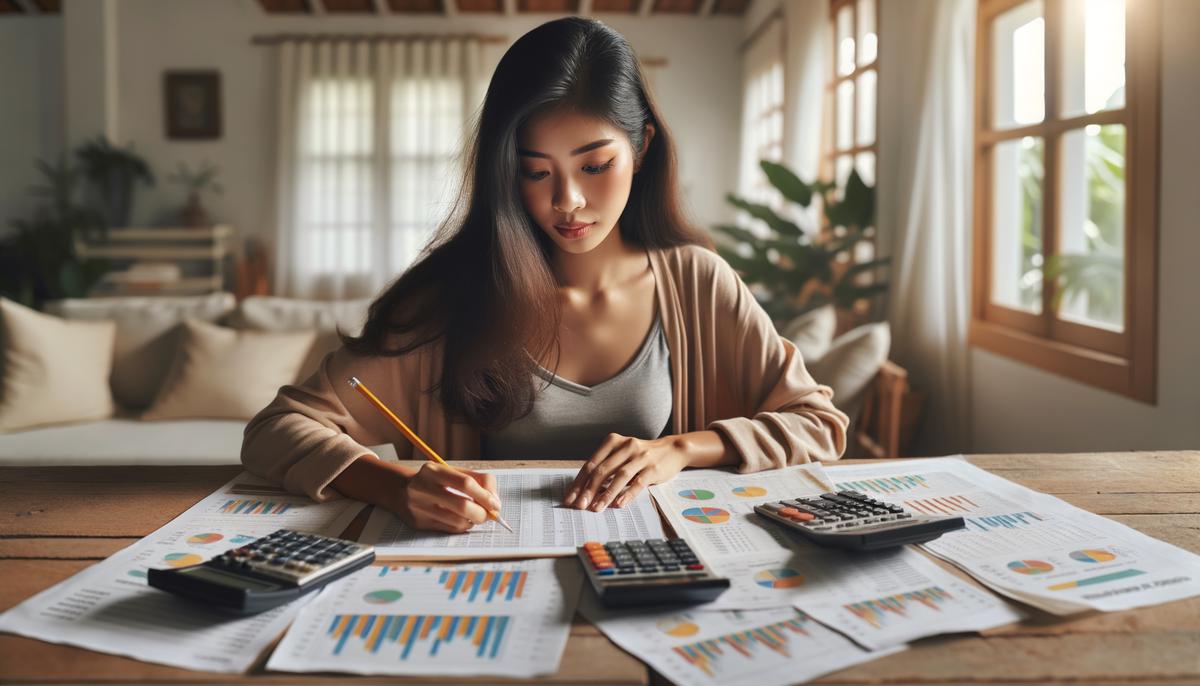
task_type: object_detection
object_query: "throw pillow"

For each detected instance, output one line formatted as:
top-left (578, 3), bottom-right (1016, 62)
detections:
top-left (45, 292), bottom-right (236, 410)
top-left (141, 319), bottom-right (316, 421)
top-left (230, 296), bottom-right (371, 383)
top-left (0, 298), bottom-right (116, 432)
top-left (780, 305), bottom-right (837, 363)
top-left (808, 322), bottom-right (891, 423)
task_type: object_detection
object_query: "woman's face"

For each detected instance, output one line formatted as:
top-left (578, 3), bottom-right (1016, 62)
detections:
top-left (516, 109), bottom-right (647, 256)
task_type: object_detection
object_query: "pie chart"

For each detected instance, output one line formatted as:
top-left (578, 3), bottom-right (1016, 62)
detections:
top-left (732, 486), bottom-right (768, 498)
top-left (681, 507), bottom-right (730, 524)
top-left (363, 589), bottom-right (404, 605)
top-left (678, 489), bottom-right (715, 501)
top-left (1070, 549), bottom-right (1116, 563)
top-left (187, 532), bottom-right (224, 545)
top-left (656, 617), bottom-right (700, 637)
top-left (164, 552), bottom-right (204, 568)
top-left (754, 568), bottom-right (805, 589)
top-left (1007, 559), bottom-right (1054, 575)
top-left (128, 569), bottom-right (147, 579)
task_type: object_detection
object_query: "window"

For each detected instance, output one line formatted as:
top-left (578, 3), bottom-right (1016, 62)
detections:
top-left (738, 10), bottom-right (787, 218)
top-left (971, 0), bottom-right (1160, 402)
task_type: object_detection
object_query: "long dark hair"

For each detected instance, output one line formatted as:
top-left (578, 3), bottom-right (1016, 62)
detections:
top-left (343, 16), bottom-right (712, 431)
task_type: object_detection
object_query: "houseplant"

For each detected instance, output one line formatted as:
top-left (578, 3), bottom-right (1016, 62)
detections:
top-left (75, 135), bottom-right (155, 228)
top-left (714, 160), bottom-right (888, 327)
top-left (0, 156), bottom-right (109, 308)
top-left (166, 160), bottom-right (223, 227)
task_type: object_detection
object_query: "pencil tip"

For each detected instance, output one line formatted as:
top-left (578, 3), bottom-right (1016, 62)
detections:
top-left (497, 516), bottom-right (514, 533)
top-left (348, 377), bottom-right (359, 387)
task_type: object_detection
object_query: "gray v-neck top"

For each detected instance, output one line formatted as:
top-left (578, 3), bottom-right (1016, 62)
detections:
top-left (481, 316), bottom-right (673, 460)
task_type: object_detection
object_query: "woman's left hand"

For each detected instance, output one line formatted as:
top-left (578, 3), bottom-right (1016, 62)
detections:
top-left (563, 433), bottom-right (689, 511)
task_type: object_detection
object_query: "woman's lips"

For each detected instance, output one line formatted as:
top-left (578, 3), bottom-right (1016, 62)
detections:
top-left (554, 222), bottom-right (593, 239)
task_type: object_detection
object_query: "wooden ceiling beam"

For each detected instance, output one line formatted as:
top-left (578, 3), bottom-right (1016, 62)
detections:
top-left (638, 0), bottom-right (651, 16)
top-left (577, 0), bottom-right (591, 16)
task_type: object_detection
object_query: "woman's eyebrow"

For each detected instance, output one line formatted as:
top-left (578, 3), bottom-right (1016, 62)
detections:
top-left (517, 139), bottom-right (614, 158)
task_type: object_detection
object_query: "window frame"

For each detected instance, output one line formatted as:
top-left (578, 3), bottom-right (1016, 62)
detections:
top-left (970, 0), bottom-right (1160, 403)
top-left (823, 0), bottom-right (880, 192)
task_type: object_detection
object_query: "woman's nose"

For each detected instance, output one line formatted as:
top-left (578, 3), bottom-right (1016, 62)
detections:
top-left (552, 176), bottom-right (585, 214)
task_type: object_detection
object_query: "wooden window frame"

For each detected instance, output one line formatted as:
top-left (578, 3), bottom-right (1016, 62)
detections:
top-left (741, 8), bottom-right (788, 204)
top-left (822, 0), bottom-right (880, 190)
top-left (970, 0), bottom-right (1160, 403)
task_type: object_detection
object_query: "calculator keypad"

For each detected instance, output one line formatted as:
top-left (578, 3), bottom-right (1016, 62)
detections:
top-left (209, 529), bottom-right (371, 585)
top-left (582, 539), bottom-right (707, 579)
top-left (759, 491), bottom-right (910, 531)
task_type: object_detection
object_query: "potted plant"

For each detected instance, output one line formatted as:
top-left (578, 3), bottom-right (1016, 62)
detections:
top-left (75, 135), bottom-right (155, 228)
top-left (714, 160), bottom-right (889, 329)
top-left (0, 156), bottom-right (109, 308)
top-left (166, 160), bottom-right (223, 228)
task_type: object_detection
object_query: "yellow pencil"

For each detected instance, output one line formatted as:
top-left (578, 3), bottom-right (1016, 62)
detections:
top-left (348, 377), bottom-right (513, 533)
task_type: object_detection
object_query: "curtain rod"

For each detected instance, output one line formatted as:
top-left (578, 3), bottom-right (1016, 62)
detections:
top-left (251, 33), bottom-right (508, 45)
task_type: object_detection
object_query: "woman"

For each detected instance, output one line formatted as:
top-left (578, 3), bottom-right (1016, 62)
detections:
top-left (242, 17), bottom-right (847, 533)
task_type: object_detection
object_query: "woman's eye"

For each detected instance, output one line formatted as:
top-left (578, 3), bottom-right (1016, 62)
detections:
top-left (521, 159), bottom-right (615, 182)
top-left (523, 170), bottom-right (549, 181)
top-left (583, 159), bottom-right (616, 175)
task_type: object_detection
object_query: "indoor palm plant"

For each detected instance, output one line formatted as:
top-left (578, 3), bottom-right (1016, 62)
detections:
top-left (75, 135), bottom-right (155, 228)
top-left (714, 160), bottom-right (889, 327)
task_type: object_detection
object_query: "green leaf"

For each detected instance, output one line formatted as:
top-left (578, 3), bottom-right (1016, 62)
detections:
top-left (725, 194), bottom-right (803, 238)
top-left (760, 160), bottom-right (814, 207)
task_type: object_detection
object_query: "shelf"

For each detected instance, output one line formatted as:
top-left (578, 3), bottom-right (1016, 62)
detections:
top-left (77, 244), bottom-right (231, 260)
top-left (101, 225), bottom-right (234, 242)
top-left (89, 276), bottom-right (224, 296)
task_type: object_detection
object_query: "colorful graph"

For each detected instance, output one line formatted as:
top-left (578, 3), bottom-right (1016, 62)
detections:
top-left (678, 489), bottom-right (715, 501)
top-left (373, 566), bottom-right (528, 603)
top-left (904, 495), bottom-right (980, 515)
top-left (1048, 568), bottom-right (1145, 591)
top-left (966, 511), bottom-right (1045, 532)
top-left (127, 569), bottom-right (147, 579)
top-left (845, 587), bottom-right (954, 629)
top-left (1007, 559), bottom-right (1054, 575)
top-left (1070, 549), bottom-right (1117, 563)
top-left (163, 552), bottom-right (203, 568)
top-left (681, 507), bottom-right (731, 525)
top-left (187, 532), bottom-right (223, 545)
top-left (657, 616), bottom-right (700, 638)
top-left (327, 614), bottom-right (510, 660)
top-left (229, 534), bottom-right (257, 544)
top-left (732, 486), bottom-right (768, 498)
top-left (363, 590), bottom-right (404, 605)
top-left (753, 568), bottom-right (804, 589)
top-left (835, 474), bottom-right (929, 494)
top-left (672, 616), bottom-right (811, 677)
top-left (219, 499), bottom-right (296, 515)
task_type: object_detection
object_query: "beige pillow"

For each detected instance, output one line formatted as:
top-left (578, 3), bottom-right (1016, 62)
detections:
top-left (808, 322), bottom-right (891, 423)
top-left (231, 296), bottom-right (371, 383)
top-left (0, 298), bottom-right (116, 432)
top-left (45, 292), bottom-right (236, 410)
top-left (780, 304), bottom-right (837, 363)
top-left (142, 319), bottom-right (316, 421)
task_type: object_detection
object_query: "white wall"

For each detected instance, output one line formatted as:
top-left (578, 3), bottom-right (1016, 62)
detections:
top-left (968, 0), bottom-right (1200, 452)
top-left (6, 0), bottom-right (743, 246)
top-left (0, 16), bottom-right (64, 235)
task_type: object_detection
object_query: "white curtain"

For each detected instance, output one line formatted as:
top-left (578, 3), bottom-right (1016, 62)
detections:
top-left (880, 0), bottom-right (976, 453)
top-left (272, 38), bottom-right (497, 299)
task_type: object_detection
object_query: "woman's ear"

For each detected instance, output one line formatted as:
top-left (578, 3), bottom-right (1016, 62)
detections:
top-left (635, 123), bottom-right (656, 172)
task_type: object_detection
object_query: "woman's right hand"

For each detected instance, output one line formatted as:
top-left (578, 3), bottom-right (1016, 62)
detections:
top-left (390, 462), bottom-right (502, 533)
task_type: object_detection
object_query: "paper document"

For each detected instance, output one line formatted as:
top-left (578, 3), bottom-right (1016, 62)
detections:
top-left (826, 457), bottom-right (1200, 615)
top-left (650, 464), bottom-right (1020, 647)
top-left (0, 473), bottom-right (365, 673)
top-left (580, 592), bottom-right (901, 686)
top-left (268, 558), bottom-right (581, 677)
top-left (361, 468), bottom-right (664, 558)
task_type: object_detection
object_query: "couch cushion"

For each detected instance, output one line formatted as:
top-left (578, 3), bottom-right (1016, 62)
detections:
top-left (46, 292), bottom-right (236, 410)
top-left (0, 298), bottom-right (116, 433)
top-left (231, 296), bottom-right (371, 382)
top-left (0, 418), bottom-right (246, 465)
top-left (808, 322), bottom-right (891, 423)
top-left (780, 304), bottom-right (837, 363)
top-left (142, 319), bottom-right (316, 421)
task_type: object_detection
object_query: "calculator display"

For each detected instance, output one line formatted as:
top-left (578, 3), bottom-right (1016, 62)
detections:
top-left (177, 565), bottom-right (281, 591)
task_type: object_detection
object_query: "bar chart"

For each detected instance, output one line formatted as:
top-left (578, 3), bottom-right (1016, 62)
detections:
top-left (844, 586), bottom-right (954, 629)
top-left (672, 616), bottom-right (810, 677)
top-left (373, 566), bottom-right (530, 604)
top-left (327, 614), bottom-right (511, 660)
top-left (218, 499), bottom-right (296, 515)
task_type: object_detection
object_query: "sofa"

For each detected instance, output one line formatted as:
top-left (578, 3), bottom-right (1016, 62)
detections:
top-left (0, 295), bottom-right (889, 466)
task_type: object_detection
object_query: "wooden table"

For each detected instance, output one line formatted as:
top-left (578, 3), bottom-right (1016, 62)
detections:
top-left (2, 452), bottom-right (1198, 685)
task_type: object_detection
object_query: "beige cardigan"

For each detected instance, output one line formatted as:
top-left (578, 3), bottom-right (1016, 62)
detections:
top-left (242, 244), bottom-right (849, 502)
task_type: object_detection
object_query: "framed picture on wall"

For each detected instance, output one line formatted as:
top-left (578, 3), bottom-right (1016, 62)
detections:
top-left (164, 70), bottom-right (222, 140)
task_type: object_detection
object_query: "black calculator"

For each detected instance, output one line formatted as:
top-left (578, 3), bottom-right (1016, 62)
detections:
top-left (148, 529), bottom-right (375, 614)
top-left (754, 491), bottom-right (965, 551)
top-left (578, 539), bottom-right (730, 607)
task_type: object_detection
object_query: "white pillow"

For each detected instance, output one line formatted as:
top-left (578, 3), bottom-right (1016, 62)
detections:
top-left (45, 292), bottom-right (236, 410)
top-left (780, 304), bottom-right (837, 363)
top-left (0, 298), bottom-right (116, 432)
top-left (142, 319), bottom-right (316, 421)
top-left (808, 322), bottom-right (891, 422)
top-left (231, 296), bottom-right (371, 382)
